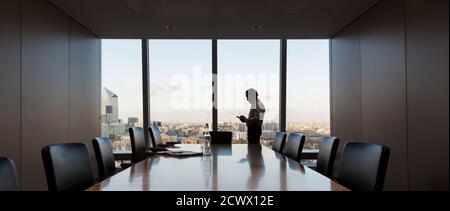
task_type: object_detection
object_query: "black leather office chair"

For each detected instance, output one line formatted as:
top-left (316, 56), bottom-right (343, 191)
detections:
top-left (210, 131), bottom-right (232, 144)
top-left (283, 133), bottom-right (306, 162)
top-left (129, 127), bottom-right (153, 163)
top-left (315, 136), bottom-right (339, 177)
top-left (272, 132), bottom-right (287, 153)
top-left (337, 142), bottom-right (390, 191)
top-left (0, 157), bottom-right (19, 191)
top-left (92, 137), bottom-right (118, 179)
top-left (148, 125), bottom-right (163, 147)
top-left (41, 143), bottom-right (94, 191)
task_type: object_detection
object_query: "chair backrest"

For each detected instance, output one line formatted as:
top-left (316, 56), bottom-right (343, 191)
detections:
top-left (316, 136), bottom-right (339, 177)
top-left (338, 142), bottom-right (390, 191)
top-left (92, 137), bottom-right (116, 179)
top-left (148, 125), bottom-right (163, 147)
top-left (283, 133), bottom-right (306, 162)
top-left (272, 132), bottom-right (287, 153)
top-left (210, 131), bottom-right (232, 144)
top-left (129, 127), bottom-right (147, 163)
top-left (0, 157), bottom-right (19, 191)
top-left (41, 143), bottom-right (94, 191)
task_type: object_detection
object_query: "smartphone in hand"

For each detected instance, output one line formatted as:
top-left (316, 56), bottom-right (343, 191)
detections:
top-left (236, 115), bottom-right (247, 123)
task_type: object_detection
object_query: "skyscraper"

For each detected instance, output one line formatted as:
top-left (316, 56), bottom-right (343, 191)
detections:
top-left (102, 87), bottom-right (119, 123)
top-left (101, 87), bottom-right (126, 139)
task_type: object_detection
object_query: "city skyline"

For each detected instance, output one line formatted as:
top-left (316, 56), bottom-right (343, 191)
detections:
top-left (101, 82), bottom-right (330, 150)
top-left (101, 85), bottom-right (331, 125)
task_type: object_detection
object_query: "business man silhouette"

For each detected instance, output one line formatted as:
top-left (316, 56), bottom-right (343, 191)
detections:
top-left (237, 89), bottom-right (265, 144)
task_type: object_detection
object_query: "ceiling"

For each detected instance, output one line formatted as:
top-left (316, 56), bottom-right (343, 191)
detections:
top-left (48, 0), bottom-right (380, 39)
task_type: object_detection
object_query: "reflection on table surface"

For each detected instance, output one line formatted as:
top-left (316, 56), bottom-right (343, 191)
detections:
top-left (88, 144), bottom-right (348, 191)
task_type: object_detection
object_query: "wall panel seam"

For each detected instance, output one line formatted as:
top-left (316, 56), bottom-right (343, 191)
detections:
top-left (358, 21), bottom-right (362, 141)
top-left (19, 0), bottom-right (23, 188)
top-left (68, 20), bottom-right (71, 142)
top-left (403, 0), bottom-right (410, 190)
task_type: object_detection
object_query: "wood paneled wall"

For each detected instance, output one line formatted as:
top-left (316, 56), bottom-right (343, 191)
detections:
top-left (0, 0), bottom-right (101, 190)
top-left (331, 0), bottom-right (448, 190)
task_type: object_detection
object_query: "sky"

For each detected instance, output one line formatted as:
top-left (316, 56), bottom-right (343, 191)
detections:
top-left (102, 40), bottom-right (143, 123)
top-left (101, 39), bottom-right (329, 124)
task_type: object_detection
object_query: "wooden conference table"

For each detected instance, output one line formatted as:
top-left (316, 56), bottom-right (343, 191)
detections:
top-left (86, 144), bottom-right (349, 191)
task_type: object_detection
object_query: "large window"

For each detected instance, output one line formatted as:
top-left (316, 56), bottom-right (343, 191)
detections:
top-left (101, 39), bottom-right (330, 149)
top-left (286, 40), bottom-right (330, 150)
top-left (149, 40), bottom-right (212, 144)
top-left (217, 40), bottom-right (280, 146)
top-left (101, 39), bottom-right (143, 151)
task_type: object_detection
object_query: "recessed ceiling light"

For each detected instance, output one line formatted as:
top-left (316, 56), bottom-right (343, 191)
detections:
top-left (165, 25), bottom-right (176, 30)
top-left (252, 25), bottom-right (263, 30)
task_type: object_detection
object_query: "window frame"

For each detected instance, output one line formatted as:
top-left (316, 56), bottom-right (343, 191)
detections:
top-left (138, 38), bottom-right (328, 148)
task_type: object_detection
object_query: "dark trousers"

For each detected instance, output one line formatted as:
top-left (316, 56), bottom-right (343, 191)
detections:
top-left (247, 125), bottom-right (262, 144)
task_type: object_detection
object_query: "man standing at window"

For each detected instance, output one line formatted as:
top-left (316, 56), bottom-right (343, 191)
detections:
top-left (237, 89), bottom-right (265, 144)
